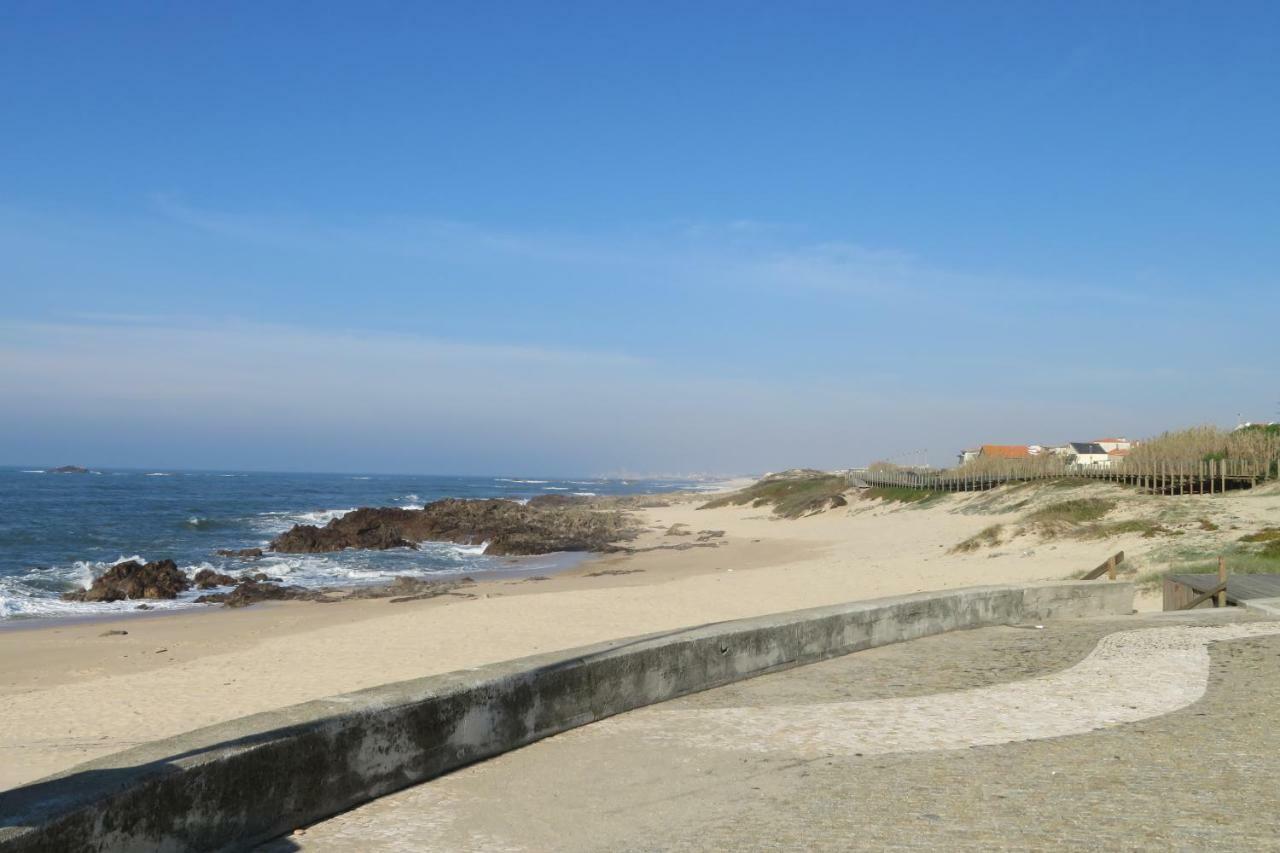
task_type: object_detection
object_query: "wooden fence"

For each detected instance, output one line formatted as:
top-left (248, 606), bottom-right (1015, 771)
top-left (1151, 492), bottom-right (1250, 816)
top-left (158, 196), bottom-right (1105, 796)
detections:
top-left (854, 456), bottom-right (1280, 495)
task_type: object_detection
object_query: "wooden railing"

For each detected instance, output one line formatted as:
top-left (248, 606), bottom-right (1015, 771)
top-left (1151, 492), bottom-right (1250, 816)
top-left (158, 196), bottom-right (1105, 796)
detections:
top-left (1081, 551), bottom-right (1124, 581)
top-left (1177, 556), bottom-right (1230, 610)
top-left (853, 456), bottom-right (1280, 495)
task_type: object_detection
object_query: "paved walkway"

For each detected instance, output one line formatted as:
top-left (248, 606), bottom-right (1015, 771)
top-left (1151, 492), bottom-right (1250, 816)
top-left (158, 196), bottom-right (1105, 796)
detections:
top-left (262, 610), bottom-right (1280, 851)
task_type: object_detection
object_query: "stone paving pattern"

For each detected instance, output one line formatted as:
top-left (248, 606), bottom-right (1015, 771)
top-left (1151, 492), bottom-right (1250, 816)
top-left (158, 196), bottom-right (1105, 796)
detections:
top-left (263, 611), bottom-right (1280, 852)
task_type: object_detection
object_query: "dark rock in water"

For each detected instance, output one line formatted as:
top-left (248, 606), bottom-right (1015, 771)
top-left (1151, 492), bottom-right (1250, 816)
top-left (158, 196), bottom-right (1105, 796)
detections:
top-left (270, 507), bottom-right (419, 553)
top-left (194, 579), bottom-right (334, 608)
top-left (240, 571), bottom-right (280, 582)
top-left (50, 465), bottom-right (90, 474)
top-left (62, 559), bottom-right (191, 603)
top-left (215, 547), bottom-right (263, 559)
top-left (193, 568), bottom-right (239, 589)
top-left (269, 498), bottom-right (637, 557)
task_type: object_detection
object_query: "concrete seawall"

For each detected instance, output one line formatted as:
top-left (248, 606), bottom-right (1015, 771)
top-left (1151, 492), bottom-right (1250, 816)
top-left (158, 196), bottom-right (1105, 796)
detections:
top-left (0, 581), bottom-right (1133, 852)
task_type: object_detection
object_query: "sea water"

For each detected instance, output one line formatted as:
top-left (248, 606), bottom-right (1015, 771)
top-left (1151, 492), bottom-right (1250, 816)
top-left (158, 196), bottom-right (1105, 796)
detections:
top-left (0, 468), bottom-right (706, 620)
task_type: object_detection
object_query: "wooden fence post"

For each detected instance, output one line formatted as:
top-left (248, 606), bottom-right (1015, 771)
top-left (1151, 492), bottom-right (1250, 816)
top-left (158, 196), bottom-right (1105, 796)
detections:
top-left (1217, 556), bottom-right (1227, 608)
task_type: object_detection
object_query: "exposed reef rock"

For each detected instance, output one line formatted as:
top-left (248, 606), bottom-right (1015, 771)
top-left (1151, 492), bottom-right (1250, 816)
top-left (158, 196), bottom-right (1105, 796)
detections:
top-left (62, 559), bottom-right (191, 603)
top-left (192, 568), bottom-right (239, 589)
top-left (270, 498), bottom-right (636, 556)
top-left (345, 575), bottom-right (474, 604)
top-left (525, 494), bottom-right (590, 508)
top-left (194, 579), bottom-right (335, 608)
top-left (215, 547), bottom-right (263, 559)
top-left (49, 465), bottom-right (91, 474)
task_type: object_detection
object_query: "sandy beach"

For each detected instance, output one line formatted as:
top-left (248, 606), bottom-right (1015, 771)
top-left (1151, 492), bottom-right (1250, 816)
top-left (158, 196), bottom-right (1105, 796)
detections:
top-left (4, 480), bottom-right (1277, 791)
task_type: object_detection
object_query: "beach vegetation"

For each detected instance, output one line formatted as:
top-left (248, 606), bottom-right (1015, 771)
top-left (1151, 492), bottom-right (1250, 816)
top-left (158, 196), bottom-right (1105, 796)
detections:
top-left (700, 473), bottom-right (850, 519)
top-left (1025, 498), bottom-right (1116, 526)
top-left (1075, 519), bottom-right (1180, 540)
top-left (950, 524), bottom-right (1004, 553)
top-left (862, 486), bottom-right (944, 505)
top-left (1123, 424), bottom-right (1280, 468)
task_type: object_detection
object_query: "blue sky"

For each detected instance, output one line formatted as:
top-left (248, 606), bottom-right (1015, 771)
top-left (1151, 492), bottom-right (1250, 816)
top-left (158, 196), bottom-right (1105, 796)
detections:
top-left (2, 2), bottom-right (1278, 474)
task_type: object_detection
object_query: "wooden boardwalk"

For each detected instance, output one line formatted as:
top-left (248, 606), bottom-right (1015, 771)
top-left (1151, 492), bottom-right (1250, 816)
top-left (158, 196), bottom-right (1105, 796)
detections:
top-left (1164, 573), bottom-right (1280, 608)
top-left (856, 455), bottom-right (1280, 496)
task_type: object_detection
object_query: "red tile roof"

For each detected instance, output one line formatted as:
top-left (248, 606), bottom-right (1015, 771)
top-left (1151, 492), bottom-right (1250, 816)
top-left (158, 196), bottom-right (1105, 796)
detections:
top-left (980, 444), bottom-right (1030, 459)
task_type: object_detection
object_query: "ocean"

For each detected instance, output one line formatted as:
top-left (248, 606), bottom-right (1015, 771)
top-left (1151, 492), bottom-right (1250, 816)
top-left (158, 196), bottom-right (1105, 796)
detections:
top-left (0, 467), bottom-right (706, 621)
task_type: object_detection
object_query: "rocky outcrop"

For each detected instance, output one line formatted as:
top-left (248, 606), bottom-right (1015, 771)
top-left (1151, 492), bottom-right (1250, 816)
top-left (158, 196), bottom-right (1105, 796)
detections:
top-left (269, 508), bottom-right (419, 553)
top-left (525, 494), bottom-right (590, 508)
top-left (270, 498), bottom-right (636, 556)
top-left (194, 579), bottom-right (334, 608)
top-left (62, 559), bottom-right (191, 602)
top-left (50, 465), bottom-right (90, 474)
top-left (193, 568), bottom-right (239, 589)
top-left (215, 547), bottom-right (263, 559)
top-left (345, 576), bottom-right (473, 603)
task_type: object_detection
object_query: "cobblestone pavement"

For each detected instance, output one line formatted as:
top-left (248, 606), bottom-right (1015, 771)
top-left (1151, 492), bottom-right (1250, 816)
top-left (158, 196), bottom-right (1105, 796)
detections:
top-left (262, 611), bottom-right (1280, 852)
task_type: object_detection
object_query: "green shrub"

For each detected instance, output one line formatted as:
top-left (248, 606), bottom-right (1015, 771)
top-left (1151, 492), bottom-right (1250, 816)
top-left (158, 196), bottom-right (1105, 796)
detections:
top-left (863, 486), bottom-right (944, 505)
top-left (1025, 499), bottom-right (1116, 525)
top-left (701, 474), bottom-right (850, 519)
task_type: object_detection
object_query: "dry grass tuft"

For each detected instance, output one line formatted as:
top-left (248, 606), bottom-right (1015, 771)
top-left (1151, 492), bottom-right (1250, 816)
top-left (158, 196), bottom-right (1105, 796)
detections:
top-left (950, 524), bottom-right (1004, 553)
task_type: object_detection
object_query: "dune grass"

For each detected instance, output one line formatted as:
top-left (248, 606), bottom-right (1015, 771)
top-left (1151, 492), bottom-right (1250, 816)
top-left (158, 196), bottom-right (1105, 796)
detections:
top-left (700, 474), bottom-right (849, 519)
top-left (861, 486), bottom-right (945, 506)
top-left (1076, 519), bottom-right (1180, 540)
top-left (950, 524), bottom-right (1004, 553)
top-left (1025, 498), bottom-right (1116, 525)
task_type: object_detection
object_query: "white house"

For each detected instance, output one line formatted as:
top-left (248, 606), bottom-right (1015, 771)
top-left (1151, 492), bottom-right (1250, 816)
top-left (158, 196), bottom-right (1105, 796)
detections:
top-left (1068, 442), bottom-right (1111, 467)
top-left (1093, 437), bottom-right (1133, 453)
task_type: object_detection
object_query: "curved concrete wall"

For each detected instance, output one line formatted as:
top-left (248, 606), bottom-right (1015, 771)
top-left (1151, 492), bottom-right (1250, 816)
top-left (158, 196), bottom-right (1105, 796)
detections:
top-left (0, 581), bottom-right (1132, 852)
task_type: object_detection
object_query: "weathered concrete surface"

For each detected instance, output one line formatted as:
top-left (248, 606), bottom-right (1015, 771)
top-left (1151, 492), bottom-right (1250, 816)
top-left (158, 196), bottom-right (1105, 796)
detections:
top-left (271, 610), bottom-right (1280, 852)
top-left (1243, 596), bottom-right (1280, 617)
top-left (0, 581), bottom-right (1131, 852)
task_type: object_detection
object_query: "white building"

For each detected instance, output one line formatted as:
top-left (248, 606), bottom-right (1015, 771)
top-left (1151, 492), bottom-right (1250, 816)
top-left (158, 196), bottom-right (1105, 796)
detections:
top-left (1093, 437), bottom-right (1133, 453)
top-left (1068, 442), bottom-right (1111, 467)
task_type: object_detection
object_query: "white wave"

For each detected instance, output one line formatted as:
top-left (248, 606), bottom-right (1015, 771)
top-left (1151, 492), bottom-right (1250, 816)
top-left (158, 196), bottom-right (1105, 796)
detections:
top-left (497, 479), bottom-right (549, 484)
top-left (542, 486), bottom-right (569, 491)
top-left (21, 469), bottom-right (45, 474)
top-left (146, 472), bottom-right (170, 477)
top-left (403, 493), bottom-right (420, 502)
top-left (295, 508), bottom-right (356, 525)
top-left (70, 555), bottom-right (148, 588)
top-left (250, 507), bottom-right (356, 534)
top-left (452, 541), bottom-right (490, 556)
top-left (573, 492), bottom-right (597, 497)
top-left (400, 504), bottom-right (424, 510)
top-left (350, 476), bottom-right (372, 480)
top-left (0, 587), bottom-right (196, 620)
